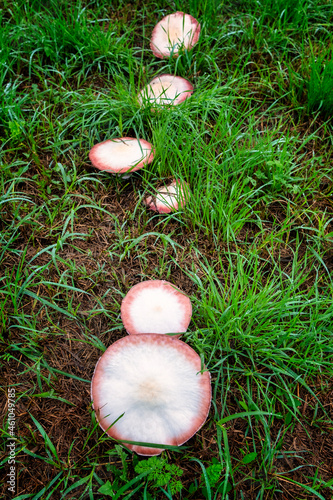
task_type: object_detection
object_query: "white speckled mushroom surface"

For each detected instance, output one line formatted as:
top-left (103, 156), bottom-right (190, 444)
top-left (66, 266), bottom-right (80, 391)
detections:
top-left (150, 12), bottom-right (201, 58)
top-left (91, 334), bottom-right (211, 456)
top-left (138, 74), bottom-right (193, 107)
top-left (89, 137), bottom-right (154, 174)
top-left (121, 280), bottom-right (192, 335)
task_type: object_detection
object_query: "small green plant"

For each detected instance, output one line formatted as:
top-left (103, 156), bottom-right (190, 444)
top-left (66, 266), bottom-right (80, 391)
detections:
top-left (205, 462), bottom-right (223, 487)
top-left (97, 446), bottom-right (129, 496)
top-left (187, 458), bottom-right (231, 498)
top-left (244, 160), bottom-right (301, 201)
top-left (201, 461), bottom-right (225, 498)
top-left (135, 456), bottom-right (183, 495)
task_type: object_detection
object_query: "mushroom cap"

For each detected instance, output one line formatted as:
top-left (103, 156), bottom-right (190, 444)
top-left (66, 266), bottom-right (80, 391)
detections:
top-left (121, 280), bottom-right (192, 336)
top-left (138, 74), bottom-right (193, 108)
top-left (91, 334), bottom-right (211, 456)
top-left (150, 12), bottom-right (201, 59)
top-left (144, 179), bottom-right (190, 214)
top-left (89, 137), bottom-right (154, 174)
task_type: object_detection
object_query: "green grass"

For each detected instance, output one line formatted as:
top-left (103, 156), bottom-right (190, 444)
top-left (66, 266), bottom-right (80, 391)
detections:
top-left (1, 0), bottom-right (333, 499)
top-left (307, 50), bottom-right (333, 116)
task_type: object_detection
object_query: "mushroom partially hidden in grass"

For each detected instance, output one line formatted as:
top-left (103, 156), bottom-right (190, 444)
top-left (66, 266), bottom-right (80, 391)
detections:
top-left (91, 334), bottom-right (211, 456)
top-left (121, 280), bottom-right (192, 336)
top-left (89, 137), bottom-right (154, 175)
top-left (144, 179), bottom-right (190, 214)
top-left (150, 12), bottom-right (201, 59)
top-left (138, 74), bottom-right (193, 108)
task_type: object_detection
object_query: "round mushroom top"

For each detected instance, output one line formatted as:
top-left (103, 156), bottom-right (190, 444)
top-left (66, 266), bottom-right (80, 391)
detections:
top-left (144, 179), bottom-right (190, 214)
top-left (91, 334), bottom-right (211, 456)
top-left (150, 12), bottom-right (201, 59)
top-left (138, 74), bottom-right (193, 108)
top-left (121, 280), bottom-right (192, 335)
top-left (89, 137), bottom-right (154, 174)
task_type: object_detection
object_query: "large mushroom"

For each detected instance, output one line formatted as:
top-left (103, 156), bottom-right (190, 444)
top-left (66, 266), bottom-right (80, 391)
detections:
top-left (138, 74), bottom-right (193, 108)
top-left (144, 179), bottom-right (190, 214)
top-left (150, 12), bottom-right (201, 59)
top-left (91, 334), bottom-right (211, 456)
top-left (89, 137), bottom-right (154, 175)
top-left (121, 280), bottom-right (192, 336)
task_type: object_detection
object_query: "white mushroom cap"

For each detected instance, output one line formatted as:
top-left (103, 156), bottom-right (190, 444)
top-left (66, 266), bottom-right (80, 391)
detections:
top-left (144, 179), bottom-right (190, 214)
top-left (150, 12), bottom-right (201, 59)
top-left (91, 334), bottom-right (211, 456)
top-left (138, 74), bottom-right (193, 108)
top-left (89, 137), bottom-right (154, 174)
top-left (121, 280), bottom-right (192, 336)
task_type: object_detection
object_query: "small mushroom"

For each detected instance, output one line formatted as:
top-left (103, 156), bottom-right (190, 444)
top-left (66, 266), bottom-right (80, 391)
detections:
top-left (144, 179), bottom-right (190, 214)
top-left (91, 334), bottom-right (211, 456)
top-left (121, 280), bottom-right (192, 336)
top-left (138, 74), bottom-right (193, 108)
top-left (89, 137), bottom-right (154, 175)
top-left (150, 12), bottom-right (201, 59)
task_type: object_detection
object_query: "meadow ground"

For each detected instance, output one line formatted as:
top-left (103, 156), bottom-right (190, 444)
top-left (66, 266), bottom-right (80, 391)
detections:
top-left (1, 0), bottom-right (333, 498)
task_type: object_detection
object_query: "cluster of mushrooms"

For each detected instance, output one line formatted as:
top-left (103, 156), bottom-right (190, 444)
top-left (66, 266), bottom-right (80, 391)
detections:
top-left (88, 12), bottom-right (199, 213)
top-left (91, 280), bottom-right (211, 456)
top-left (90, 13), bottom-right (211, 456)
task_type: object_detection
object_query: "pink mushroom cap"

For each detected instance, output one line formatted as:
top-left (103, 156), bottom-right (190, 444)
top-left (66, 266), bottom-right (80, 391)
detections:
top-left (121, 280), bottom-right (192, 336)
top-left (138, 74), bottom-right (193, 108)
top-left (89, 137), bottom-right (154, 174)
top-left (144, 179), bottom-right (190, 214)
top-left (150, 12), bottom-right (201, 59)
top-left (91, 334), bottom-right (211, 456)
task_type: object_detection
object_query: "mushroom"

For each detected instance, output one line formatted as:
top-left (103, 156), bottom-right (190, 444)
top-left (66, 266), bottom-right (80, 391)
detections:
top-left (144, 179), bottom-right (190, 214)
top-left (121, 280), bottom-right (192, 336)
top-left (138, 74), bottom-right (193, 108)
top-left (150, 12), bottom-right (201, 59)
top-left (89, 137), bottom-right (154, 175)
top-left (91, 334), bottom-right (211, 456)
